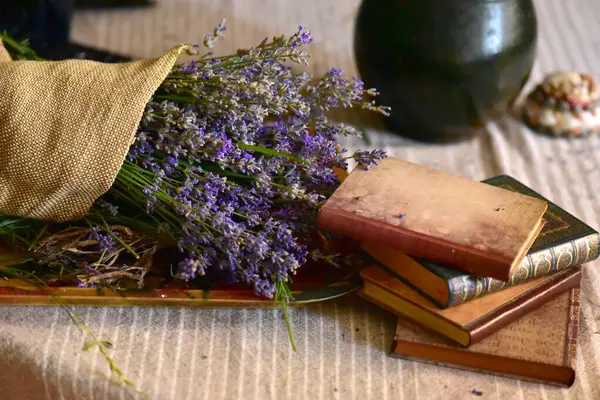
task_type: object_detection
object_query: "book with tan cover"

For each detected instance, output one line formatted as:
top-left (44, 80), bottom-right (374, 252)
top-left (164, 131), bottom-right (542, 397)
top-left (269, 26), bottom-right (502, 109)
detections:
top-left (359, 265), bottom-right (581, 346)
top-left (317, 158), bottom-right (548, 281)
top-left (390, 288), bottom-right (581, 387)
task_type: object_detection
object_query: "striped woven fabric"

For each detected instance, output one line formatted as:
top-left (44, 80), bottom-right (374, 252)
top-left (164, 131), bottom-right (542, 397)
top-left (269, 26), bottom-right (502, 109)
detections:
top-left (1, 0), bottom-right (599, 399)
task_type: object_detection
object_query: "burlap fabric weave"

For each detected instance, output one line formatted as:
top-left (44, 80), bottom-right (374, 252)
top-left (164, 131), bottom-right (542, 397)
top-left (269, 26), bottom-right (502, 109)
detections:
top-left (0, 39), bottom-right (187, 222)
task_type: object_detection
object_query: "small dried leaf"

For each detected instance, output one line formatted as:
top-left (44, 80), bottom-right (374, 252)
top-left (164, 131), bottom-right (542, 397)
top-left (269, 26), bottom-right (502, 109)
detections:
top-left (82, 340), bottom-right (96, 351)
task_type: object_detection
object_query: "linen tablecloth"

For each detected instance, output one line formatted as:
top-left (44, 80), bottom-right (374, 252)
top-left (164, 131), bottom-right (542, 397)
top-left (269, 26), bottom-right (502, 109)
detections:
top-left (1, 0), bottom-right (600, 399)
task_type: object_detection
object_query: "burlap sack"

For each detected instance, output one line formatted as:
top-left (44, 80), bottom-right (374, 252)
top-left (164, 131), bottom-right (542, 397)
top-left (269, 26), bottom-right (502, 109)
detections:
top-left (0, 39), bottom-right (188, 222)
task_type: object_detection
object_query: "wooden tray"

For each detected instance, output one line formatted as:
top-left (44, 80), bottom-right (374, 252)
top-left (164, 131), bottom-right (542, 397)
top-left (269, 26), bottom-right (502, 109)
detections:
top-left (0, 272), bottom-right (359, 308)
top-left (0, 237), bottom-right (362, 308)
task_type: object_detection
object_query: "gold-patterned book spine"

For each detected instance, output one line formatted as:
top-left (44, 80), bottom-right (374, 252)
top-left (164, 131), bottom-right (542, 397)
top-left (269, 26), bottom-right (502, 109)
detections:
top-left (438, 174), bottom-right (600, 307)
top-left (447, 233), bottom-right (598, 306)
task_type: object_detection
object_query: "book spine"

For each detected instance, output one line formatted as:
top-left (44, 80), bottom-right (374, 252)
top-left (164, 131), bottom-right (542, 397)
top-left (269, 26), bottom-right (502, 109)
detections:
top-left (565, 288), bottom-right (580, 370)
top-left (468, 268), bottom-right (582, 345)
top-left (447, 233), bottom-right (599, 307)
top-left (317, 208), bottom-right (513, 281)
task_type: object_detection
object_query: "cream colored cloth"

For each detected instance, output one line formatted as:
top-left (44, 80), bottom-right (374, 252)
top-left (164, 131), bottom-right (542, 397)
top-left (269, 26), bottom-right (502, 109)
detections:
top-left (0, 42), bottom-right (186, 222)
top-left (0, 1), bottom-right (599, 399)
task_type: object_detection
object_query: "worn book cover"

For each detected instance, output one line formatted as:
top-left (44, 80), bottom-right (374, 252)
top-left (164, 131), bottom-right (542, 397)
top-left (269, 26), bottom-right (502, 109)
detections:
top-left (390, 288), bottom-right (581, 387)
top-left (362, 174), bottom-right (599, 308)
top-left (359, 264), bottom-right (581, 346)
top-left (317, 158), bottom-right (548, 281)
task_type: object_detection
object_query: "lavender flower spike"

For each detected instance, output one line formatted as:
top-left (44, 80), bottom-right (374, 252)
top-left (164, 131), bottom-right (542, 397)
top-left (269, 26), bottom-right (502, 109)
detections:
top-left (97, 21), bottom-right (390, 297)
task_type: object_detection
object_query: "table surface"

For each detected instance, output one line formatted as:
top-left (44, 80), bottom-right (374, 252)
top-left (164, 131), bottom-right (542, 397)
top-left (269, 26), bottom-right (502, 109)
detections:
top-left (2, 0), bottom-right (600, 399)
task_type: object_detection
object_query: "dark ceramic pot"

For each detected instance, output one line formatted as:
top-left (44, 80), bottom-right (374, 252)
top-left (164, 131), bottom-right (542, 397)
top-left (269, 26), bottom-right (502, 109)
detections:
top-left (354, 0), bottom-right (538, 143)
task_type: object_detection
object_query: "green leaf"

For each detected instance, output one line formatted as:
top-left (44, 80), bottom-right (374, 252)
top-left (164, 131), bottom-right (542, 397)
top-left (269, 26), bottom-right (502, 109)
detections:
top-left (82, 340), bottom-right (96, 351)
top-left (99, 340), bottom-right (113, 349)
top-left (0, 32), bottom-right (44, 61)
top-left (237, 143), bottom-right (312, 165)
top-left (0, 217), bottom-right (28, 235)
top-left (200, 164), bottom-right (253, 180)
top-left (152, 94), bottom-right (199, 104)
top-left (82, 339), bottom-right (112, 351)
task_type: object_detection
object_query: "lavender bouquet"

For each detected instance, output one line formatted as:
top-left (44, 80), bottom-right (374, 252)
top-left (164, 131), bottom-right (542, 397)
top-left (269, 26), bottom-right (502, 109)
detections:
top-left (0, 23), bottom-right (388, 302)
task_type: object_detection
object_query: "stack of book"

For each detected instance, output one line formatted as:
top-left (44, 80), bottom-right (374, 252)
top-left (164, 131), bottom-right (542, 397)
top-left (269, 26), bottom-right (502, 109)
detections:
top-left (318, 157), bottom-right (599, 387)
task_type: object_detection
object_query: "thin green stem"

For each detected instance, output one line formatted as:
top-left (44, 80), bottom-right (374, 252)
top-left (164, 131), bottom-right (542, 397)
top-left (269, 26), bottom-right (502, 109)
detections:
top-left (28, 224), bottom-right (48, 251)
top-left (0, 265), bottom-right (135, 387)
top-left (12, 233), bottom-right (32, 247)
top-left (275, 280), bottom-right (297, 351)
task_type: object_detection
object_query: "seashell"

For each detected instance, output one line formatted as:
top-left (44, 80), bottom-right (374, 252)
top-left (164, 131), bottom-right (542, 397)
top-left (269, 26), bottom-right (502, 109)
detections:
top-left (523, 71), bottom-right (600, 137)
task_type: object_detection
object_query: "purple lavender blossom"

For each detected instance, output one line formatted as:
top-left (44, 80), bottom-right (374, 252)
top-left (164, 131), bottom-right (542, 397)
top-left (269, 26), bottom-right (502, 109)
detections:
top-left (76, 279), bottom-right (95, 288)
top-left (203, 19), bottom-right (227, 48)
top-left (94, 199), bottom-right (119, 217)
top-left (103, 22), bottom-right (389, 298)
top-left (353, 149), bottom-right (388, 170)
top-left (297, 26), bottom-right (313, 45)
top-left (85, 265), bottom-right (102, 275)
top-left (89, 227), bottom-right (117, 254)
